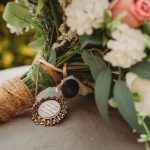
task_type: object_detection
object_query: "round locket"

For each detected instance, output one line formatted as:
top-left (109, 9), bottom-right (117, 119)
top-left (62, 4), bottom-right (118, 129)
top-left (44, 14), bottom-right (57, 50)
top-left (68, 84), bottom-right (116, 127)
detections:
top-left (32, 97), bottom-right (67, 126)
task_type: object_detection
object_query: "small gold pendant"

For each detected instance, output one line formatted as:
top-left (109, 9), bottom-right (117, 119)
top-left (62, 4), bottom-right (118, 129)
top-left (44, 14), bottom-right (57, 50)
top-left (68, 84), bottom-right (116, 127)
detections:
top-left (32, 97), bottom-right (67, 126)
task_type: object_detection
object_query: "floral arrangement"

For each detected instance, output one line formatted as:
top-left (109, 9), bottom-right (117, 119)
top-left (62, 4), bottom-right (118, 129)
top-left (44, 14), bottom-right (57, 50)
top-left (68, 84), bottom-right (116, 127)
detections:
top-left (0, 3), bottom-right (36, 69)
top-left (1, 0), bottom-right (150, 148)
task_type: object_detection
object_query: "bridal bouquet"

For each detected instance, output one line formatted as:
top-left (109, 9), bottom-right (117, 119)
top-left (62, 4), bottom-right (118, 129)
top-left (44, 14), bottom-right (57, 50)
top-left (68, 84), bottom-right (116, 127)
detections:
top-left (1, 0), bottom-right (150, 147)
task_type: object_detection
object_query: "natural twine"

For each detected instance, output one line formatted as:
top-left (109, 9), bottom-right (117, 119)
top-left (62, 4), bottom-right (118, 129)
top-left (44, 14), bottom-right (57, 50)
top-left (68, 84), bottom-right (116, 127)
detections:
top-left (0, 59), bottom-right (63, 122)
top-left (0, 77), bottom-right (34, 122)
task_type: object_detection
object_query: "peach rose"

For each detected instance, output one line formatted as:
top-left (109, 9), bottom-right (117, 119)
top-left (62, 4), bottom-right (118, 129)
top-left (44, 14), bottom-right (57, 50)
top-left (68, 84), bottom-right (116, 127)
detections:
top-left (110, 0), bottom-right (150, 28)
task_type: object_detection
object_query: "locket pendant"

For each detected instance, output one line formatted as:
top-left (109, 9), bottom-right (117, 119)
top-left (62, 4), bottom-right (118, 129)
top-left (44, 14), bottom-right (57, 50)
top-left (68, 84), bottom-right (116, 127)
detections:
top-left (32, 96), bottom-right (67, 126)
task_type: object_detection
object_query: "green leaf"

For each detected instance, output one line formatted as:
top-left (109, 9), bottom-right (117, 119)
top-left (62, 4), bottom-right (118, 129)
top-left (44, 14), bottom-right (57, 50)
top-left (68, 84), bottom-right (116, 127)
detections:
top-left (143, 21), bottom-right (150, 35)
top-left (82, 51), bottom-right (107, 80)
top-left (145, 35), bottom-right (150, 49)
top-left (29, 38), bottom-right (46, 51)
top-left (3, 2), bottom-right (33, 28)
top-left (95, 68), bottom-right (112, 121)
top-left (47, 48), bottom-right (56, 65)
top-left (107, 12), bottom-right (127, 32)
top-left (36, 0), bottom-right (44, 16)
top-left (145, 118), bottom-right (150, 130)
top-left (100, 33), bottom-right (109, 46)
top-left (104, 10), bottom-right (111, 24)
top-left (114, 81), bottom-right (143, 133)
top-left (79, 33), bottom-right (101, 49)
top-left (130, 61), bottom-right (150, 80)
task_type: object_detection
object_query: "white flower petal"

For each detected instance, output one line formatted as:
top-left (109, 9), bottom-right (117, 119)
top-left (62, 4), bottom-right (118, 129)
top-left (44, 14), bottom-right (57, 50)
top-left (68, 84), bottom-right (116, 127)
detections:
top-left (65, 0), bottom-right (109, 35)
top-left (104, 24), bottom-right (147, 68)
top-left (126, 72), bottom-right (150, 117)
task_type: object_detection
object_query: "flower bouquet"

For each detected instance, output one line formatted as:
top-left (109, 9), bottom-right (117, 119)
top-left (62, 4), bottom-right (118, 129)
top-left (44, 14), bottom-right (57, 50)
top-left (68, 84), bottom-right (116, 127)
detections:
top-left (1, 0), bottom-right (150, 148)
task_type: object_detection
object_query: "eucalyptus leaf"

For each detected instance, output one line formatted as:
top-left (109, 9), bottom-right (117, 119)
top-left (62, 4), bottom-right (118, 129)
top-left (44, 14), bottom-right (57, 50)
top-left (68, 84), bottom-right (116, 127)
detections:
top-left (130, 61), bottom-right (150, 80)
top-left (145, 118), bottom-right (150, 130)
top-left (3, 2), bottom-right (33, 28)
top-left (47, 48), bottom-right (56, 65)
top-left (79, 33), bottom-right (101, 49)
top-left (143, 21), bottom-right (150, 35)
top-left (82, 51), bottom-right (107, 80)
top-left (95, 68), bottom-right (112, 121)
top-left (145, 35), bottom-right (150, 49)
top-left (29, 38), bottom-right (46, 51)
top-left (114, 81), bottom-right (143, 133)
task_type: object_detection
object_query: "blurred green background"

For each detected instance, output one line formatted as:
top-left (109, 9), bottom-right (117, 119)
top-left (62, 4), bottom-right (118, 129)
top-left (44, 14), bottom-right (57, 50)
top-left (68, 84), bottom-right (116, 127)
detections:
top-left (0, 1), bottom-right (36, 69)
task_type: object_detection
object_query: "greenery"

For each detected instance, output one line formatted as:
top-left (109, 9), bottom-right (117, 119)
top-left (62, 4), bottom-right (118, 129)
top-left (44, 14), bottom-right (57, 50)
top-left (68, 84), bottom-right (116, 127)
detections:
top-left (0, 3), bottom-right (36, 69)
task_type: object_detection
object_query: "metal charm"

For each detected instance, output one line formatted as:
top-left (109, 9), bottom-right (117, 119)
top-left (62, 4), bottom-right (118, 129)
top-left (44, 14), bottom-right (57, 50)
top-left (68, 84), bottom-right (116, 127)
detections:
top-left (56, 75), bottom-right (93, 99)
top-left (32, 97), bottom-right (67, 126)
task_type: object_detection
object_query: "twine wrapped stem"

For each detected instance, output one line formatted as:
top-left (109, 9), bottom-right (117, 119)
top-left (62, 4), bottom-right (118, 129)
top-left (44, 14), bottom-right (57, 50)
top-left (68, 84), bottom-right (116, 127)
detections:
top-left (0, 77), bottom-right (34, 121)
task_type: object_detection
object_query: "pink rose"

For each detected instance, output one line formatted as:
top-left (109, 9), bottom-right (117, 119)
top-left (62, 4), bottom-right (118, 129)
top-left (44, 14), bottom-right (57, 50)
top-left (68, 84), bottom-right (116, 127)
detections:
top-left (110, 0), bottom-right (150, 28)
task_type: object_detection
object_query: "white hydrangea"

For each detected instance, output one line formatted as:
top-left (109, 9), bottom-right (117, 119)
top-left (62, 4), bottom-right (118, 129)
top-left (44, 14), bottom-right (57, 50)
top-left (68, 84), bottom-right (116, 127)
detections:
top-left (65, 0), bottom-right (109, 35)
top-left (126, 72), bottom-right (150, 117)
top-left (104, 24), bottom-right (147, 68)
top-left (7, 24), bottom-right (30, 35)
